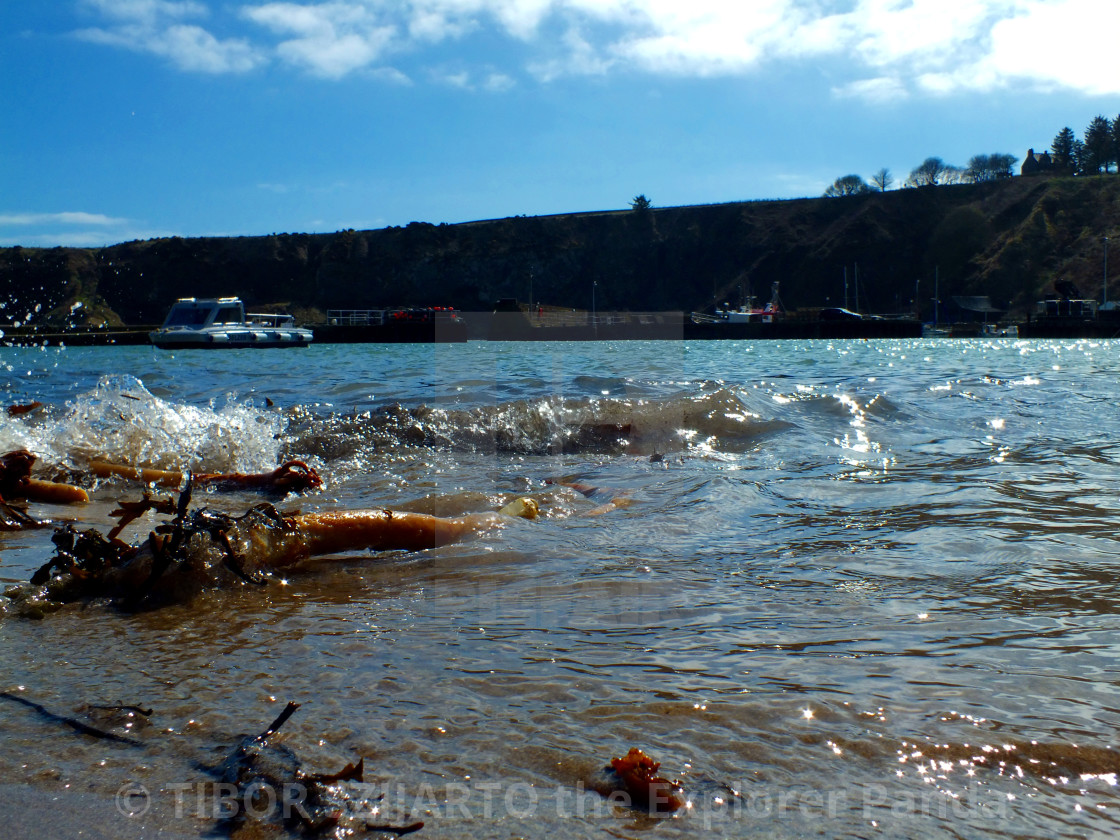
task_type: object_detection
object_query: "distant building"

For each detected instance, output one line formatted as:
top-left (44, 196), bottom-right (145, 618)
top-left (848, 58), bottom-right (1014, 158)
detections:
top-left (1021, 148), bottom-right (1054, 176)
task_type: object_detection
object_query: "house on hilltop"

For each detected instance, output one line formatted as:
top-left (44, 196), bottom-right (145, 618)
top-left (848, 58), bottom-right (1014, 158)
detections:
top-left (1021, 148), bottom-right (1054, 175)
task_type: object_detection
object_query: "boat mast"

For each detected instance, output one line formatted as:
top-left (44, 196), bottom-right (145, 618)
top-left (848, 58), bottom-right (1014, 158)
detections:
top-left (1104, 235), bottom-right (1109, 306)
top-left (766, 281), bottom-right (782, 313)
top-left (932, 266), bottom-right (940, 327)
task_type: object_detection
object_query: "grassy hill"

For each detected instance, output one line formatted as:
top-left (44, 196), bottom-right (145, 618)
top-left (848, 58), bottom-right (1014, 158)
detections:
top-left (2, 173), bottom-right (1119, 328)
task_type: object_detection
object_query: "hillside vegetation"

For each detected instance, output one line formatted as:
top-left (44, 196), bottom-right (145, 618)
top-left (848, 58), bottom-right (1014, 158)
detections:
top-left (2, 174), bottom-right (1119, 328)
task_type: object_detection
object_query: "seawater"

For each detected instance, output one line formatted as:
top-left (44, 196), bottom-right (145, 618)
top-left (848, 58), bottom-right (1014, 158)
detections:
top-left (2, 338), bottom-right (1120, 838)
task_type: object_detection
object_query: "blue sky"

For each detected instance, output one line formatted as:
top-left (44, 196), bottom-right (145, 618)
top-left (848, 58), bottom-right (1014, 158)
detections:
top-left (3, 0), bottom-right (1119, 247)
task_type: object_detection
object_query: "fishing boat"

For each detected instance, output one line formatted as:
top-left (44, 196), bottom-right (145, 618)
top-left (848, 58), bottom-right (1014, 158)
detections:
top-left (685, 281), bottom-right (922, 339)
top-left (149, 297), bottom-right (313, 349)
top-left (1018, 278), bottom-right (1120, 338)
top-left (691, 281), bottom-right (783, 327)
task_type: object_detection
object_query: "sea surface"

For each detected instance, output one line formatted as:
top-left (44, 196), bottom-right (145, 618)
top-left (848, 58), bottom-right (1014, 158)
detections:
top-left (2, 338), bottom-right (1120, 839)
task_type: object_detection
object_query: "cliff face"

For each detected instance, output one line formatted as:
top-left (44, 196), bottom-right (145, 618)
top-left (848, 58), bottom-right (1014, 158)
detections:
top-left (3, 174), bottom-right (1118, 327)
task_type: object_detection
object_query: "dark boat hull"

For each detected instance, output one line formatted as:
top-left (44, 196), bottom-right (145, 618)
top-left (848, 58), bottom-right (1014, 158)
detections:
top-left (314, 321), bottom-right (469, 343)
top-left (150, 338), bottom-right (312, 349)
top-left (1017, 319), bottom-right (1120, 339)
top-left (470, 311), bottom-right (923, 341)
top-left (682, 319), bottom-right (923, 340)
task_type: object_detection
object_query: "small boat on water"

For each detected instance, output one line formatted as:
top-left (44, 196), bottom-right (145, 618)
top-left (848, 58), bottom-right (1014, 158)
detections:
top-left (150, 297), bottom-right (313, 349)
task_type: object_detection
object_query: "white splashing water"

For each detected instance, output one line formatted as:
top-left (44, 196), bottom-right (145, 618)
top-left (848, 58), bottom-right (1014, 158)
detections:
top-left (4, 375), bottom-right (284, 473)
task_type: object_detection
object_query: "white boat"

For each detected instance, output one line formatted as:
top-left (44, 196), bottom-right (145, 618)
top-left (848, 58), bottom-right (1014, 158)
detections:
top-left (150, 297), bottom-right (313, 349)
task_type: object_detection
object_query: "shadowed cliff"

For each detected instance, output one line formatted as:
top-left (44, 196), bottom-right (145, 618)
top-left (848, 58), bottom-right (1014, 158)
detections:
top-left (2, 174), bottom-right (1119, 328)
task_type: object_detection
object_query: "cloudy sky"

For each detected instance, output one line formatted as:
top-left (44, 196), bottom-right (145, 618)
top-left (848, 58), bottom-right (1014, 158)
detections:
top-left (3, 0), bottom-right (1118, 246)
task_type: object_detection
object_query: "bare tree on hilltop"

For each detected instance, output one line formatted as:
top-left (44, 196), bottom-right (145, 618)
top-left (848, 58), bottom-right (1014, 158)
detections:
top-left (819, 111), bottom-right (1120, 195)
top-left (965, 153), bottom-right (1018, 182)
top-left (906, 157), bottom-right (960, 186)
top-left (823, 174), bottom-right (871, 196)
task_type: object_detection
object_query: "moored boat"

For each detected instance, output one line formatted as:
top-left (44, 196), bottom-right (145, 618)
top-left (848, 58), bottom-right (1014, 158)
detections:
top-left (690, 281), bottom-right (783, 327)
top-left (685, 281), bottom-right (922, 339)
top-left (150, 297), bottom-right (313, 349)
top-left (1017, 289), bottom-right (1120, 339)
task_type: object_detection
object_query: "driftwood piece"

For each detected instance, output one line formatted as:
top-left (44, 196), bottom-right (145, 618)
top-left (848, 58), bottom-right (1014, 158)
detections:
top-left (0, 690), bottom-right (142, 746)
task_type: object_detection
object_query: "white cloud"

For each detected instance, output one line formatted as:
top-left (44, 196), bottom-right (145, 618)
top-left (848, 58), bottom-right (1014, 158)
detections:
top-left (76, 0), bottom-right (263, 72)
top-left (483, 71), bottom-right (515, 91)
top-left (242, 2), bottom-right (395, 77)
top-left (77, 23), bottom-right (262, 72)
top-left (598, 2), bottom-right (792, 75)
top-left (527, 24), bottom-right (610, 80)
top-left (0, 212), bottom-right (130, 227)
top-left (844, 0), bottom-right (1001, 68)
top-left (72, 0), bottom-right (1120, 98)
top-left (82, 0), bottom-right (209, 24)
top-left (979, 0), bottom-right (1120, 95)
top-left (430, 67), bottom-right (516, 90)
top-left (407, 4), bottom-right (480, 42)
top-left (161, 24), bottom-right (261, 71)
top-left (833, 76), bottom-right (908, 104)
top-left (0, 211), bottom-right (167, 248)
top-left (440, 69), bottom-right (472, 88)
top-left (486, 0), bottom-right (559, 40)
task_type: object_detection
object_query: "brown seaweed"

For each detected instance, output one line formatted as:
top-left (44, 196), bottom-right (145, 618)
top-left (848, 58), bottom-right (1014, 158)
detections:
top-left (7, 401), bottom-right (43, 417)
top-left (217, 702), bottom-right (390, 835)
top-left (593, 748), bottom-right (685, 814)
top-left (15, 478), bottom-right (536, 611)
top-left (25, 477), bottom-right (298, 607)
top-left (0, 449), bottom-right (88, 503)
top-left (89, 458), bottom-right (323, 494)
top-left (366, 821), bottom-right (425, 836)
top-left (0, 497), bottom-right (48, 531)
top-left (106, 493), bottom-right (178, 540)
top-left (30, 524), bottom-right (134, 589)
top-left (0, 450), bottom-right (36, 496)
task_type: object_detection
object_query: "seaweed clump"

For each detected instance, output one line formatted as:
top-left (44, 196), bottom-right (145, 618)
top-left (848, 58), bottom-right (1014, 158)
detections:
top-left (20, 479), bottom-right (306, 610)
